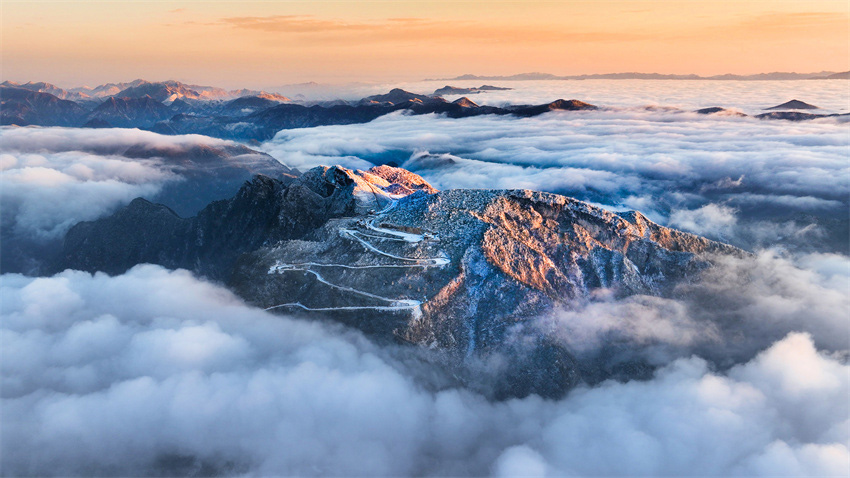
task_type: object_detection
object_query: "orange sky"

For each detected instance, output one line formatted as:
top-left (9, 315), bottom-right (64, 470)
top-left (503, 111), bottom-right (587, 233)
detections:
top-left (2, 1), bottom-right (849, 89)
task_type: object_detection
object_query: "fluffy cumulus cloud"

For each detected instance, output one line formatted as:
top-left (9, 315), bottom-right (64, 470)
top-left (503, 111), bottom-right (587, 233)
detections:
top-left (261, 107), bottom-right (849, 252)
top-left (1, 264), bottom-right (848, 476)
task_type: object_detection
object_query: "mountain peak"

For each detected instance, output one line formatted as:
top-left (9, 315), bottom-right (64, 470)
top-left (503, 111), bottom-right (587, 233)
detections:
top-left (765, 99), bottom-right (820, 110)
top-left (362, 89), bottom-right (444, 106)
top-left (452, 97), bottom-right (479, 108)
top-left (547, 99), bottom-right (597, 110)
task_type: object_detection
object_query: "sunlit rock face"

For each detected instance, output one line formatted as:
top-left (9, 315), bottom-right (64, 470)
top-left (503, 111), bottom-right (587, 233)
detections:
top-left (59, 165), bottom-right (739, 398)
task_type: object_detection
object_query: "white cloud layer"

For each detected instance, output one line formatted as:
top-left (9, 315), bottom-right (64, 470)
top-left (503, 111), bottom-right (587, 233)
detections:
top-left (0, 127), bottom-right (243, 156)
top-left (539, 251), bottom-right (850, 374)
top-left (1, 265), bottom-right (848, 477)
top-left (0, 151), bottom-right (171, 240)
top-left (0, 128), bottom-right (231, 240)
top-left (262, 108), bottom-right (849, 251)
top-left (0, 127), bottom-right (283, 241)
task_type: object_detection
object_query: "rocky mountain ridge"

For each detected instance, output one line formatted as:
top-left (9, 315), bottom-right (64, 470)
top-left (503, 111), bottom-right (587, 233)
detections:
top-left (58, 165), bottom-right (740, 398)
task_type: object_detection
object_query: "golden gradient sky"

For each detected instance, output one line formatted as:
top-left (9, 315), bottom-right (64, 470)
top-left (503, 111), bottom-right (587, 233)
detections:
top-left (2, 1), bottom-right (849, 88)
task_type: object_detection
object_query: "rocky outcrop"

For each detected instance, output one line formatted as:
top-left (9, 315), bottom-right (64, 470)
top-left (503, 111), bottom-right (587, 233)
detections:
top-left (58, 166), bottom-right (424, 278)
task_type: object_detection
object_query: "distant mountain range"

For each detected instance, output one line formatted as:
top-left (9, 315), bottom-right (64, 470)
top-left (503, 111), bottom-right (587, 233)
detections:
top-left (426, 71), bottom-right (850, 81)
top-left (0, 79), bottom-right (289, 105)
top-left (0, 82), bottom-right (600, 141)
top-left (2, 79), bottom-right (846, 143)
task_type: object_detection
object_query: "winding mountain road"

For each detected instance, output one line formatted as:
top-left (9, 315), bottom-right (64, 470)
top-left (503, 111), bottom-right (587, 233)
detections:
top-left (265, 204), bottom-right (448, 316)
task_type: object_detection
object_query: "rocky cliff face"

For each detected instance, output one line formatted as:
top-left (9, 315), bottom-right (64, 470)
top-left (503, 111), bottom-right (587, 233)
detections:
top-left (59, 165), bottom-right (739, 398)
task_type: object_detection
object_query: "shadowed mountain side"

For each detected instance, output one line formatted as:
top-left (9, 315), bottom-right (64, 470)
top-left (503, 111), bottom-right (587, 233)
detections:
top-left (58, 166), bottom-right (423, 278)
top-left (695, 107), bottom-right (747, 117)
top-left (87, 95), bottom-right (173, 127)
top-left (755, 111), bottom-right (849, 121)
top-left (0, 135), bottom-right (295, 275)
top-left (0, 87), bottom-right (88, 126)
top-left (159, 97), bottom-right (596, 141)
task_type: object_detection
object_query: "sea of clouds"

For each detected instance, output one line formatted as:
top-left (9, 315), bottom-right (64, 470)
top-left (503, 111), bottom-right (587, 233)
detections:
top-left (262, 107), bottom-right (850, 253)
top-left (1, 80), bottom-right (849, 476)
top-left (2, 263), bottom-right (848, 476)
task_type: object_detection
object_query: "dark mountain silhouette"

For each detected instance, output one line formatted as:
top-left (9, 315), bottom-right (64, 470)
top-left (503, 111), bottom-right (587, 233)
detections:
top-left (511, 99), bottom-right (598, 116)
top-left (220, 95), bottom-right (286, 115)
top-left (824, 71), bottom-right (850, 79)
top-left (765, 99), bottom-right (820, 110)
top-left (695, 107), bottom-right (747, 117)
top-left (2, 81), bottom-right (842, 140)
top-left (433, 85), bottom-right (513, 96)
top-left (361, 88), bottom-right (445, 106)
top-left (1, 138), bottom-right (293, 276)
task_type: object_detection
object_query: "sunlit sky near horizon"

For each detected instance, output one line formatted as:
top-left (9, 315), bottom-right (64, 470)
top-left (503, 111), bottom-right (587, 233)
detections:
top-left (2, 0), bottom-right (849, 89)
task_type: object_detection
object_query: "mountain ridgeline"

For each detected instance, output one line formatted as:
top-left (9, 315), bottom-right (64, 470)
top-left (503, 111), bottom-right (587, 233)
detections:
top-left (58, 165), bottom-right (740, 399)
top-left (3, 79), bottom-right (845, 143)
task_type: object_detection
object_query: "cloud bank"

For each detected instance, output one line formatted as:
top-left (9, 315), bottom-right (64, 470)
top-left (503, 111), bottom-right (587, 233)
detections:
top-left (262, 108), bottom-right (850, 252)
top-left (0, 150), bottom-right (171, 240)
top-left (1, 264), bottom-right (847, 476)
top-left (0, 127), bottom-right (251, 241)
top-left (0, 126), bottom-right (292, 274)
top-left (538, 251), bottom-right (850, 376)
